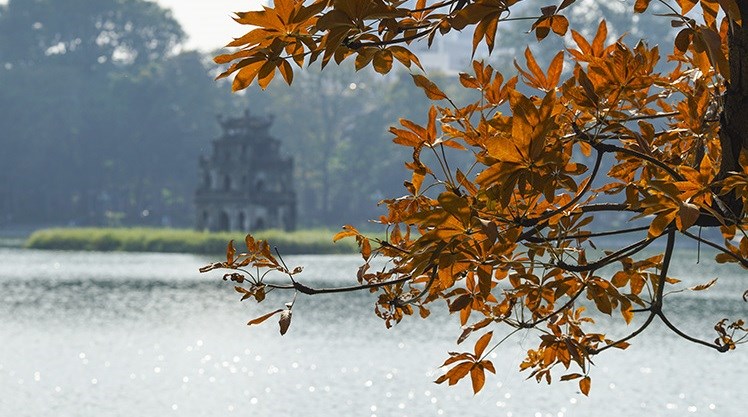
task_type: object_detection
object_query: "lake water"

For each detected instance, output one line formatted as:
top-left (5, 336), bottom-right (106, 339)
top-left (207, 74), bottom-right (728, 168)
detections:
top-left (0, 247), bottom-right (746, 417)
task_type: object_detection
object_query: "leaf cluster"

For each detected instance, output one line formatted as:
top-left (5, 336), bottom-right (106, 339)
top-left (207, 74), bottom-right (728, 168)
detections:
top-left (209, 0), bottom-right (748, 396)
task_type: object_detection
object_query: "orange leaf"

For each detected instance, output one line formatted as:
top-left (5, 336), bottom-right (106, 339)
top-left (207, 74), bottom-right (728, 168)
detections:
top-left (676, 202), bottom-right (700, 231)
top-left (278, 59), bottom-right (294, 84)
top-left (226, 240), bottom-right (236, 263)
top-left (579, 376), bottom-right (591, 396)
top-left (247, 309), bottom-right (283, 326)
top-left (446, 362), bottom-right (472, 385)
top-left (689, 277), bottom-right (718, 291)
top-left (333, 225), bottom-right (360, 242)
top-left (256, 60), bottom-right (277, 90)
top-left (473, 331), bottom-right (493, 357)
top-left (361, 238), bottom-right (372, 260)
top-left (231, 60), bottom-right (265, 91)
top-left (373, 49), bottom-right (394, 74)
top-left (634, 0), bottom-right (652, 13)
top-left (470, 366), bottom-right (486, 394)
top-left (648, 210), bottom-right (676, 238)
top-left (389, 45), bottom-right (422, 70)
top-left (591, 20), bottom-right (608, 56)
top-left (546, 51), bottom-right (565, 88)
top-left (550, 15), bottom-right (569, 36)
top-left (679, 0), bottom-right (698, 14)
top-left (411, 74), bottom-right (447, 100)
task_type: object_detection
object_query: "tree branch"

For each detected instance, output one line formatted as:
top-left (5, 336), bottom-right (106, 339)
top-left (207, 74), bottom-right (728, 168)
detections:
top-left (657, 311), bottom-right (730, 352)
top-left (680, 229), bottom-right (748, 268)
top-left (589, 311), bottom-right (657, 354)
top-left (267, 276), bottom-right (413, 295)
top-left (520, 148), bottom-right (604, 227)
top-left (524, 225), bottom-right (650, 243)
top-left (556, 235), bottom-right (658, 273)
top-left (594, 142), bottom-right (685, 181)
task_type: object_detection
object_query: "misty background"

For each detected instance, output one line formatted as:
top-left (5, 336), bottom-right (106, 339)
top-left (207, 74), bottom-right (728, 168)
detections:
top-left (0, 0), bottom-right (673, 233)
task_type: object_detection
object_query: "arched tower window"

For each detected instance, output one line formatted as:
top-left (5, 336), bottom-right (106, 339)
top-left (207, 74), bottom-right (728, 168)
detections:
top-left (238, 212), bottom-right (246, 231)
top-left (218, 211), bottom-right (230, 231)
top-left (223, 175), bottom-right (232, 191)
top-left (197, 210), bottom-right (210, 231)
top-left (253, 217), bottom-right (265, 230)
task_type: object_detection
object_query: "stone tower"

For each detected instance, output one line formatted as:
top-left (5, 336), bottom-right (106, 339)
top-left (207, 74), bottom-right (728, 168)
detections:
top-left (195, 110), bottom-right (296, 232)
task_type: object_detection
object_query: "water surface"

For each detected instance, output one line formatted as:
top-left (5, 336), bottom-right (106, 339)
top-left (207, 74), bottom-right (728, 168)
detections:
top-left (0, 248), bottom-right (745, 416)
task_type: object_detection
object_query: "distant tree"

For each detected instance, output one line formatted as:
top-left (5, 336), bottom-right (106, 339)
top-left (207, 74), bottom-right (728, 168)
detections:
top-left (207, 0), bottom-right (748, 395)
top-left (0, 0), bottom-right (231, 226)
top-left (0, 0), bottom-right (183, 71)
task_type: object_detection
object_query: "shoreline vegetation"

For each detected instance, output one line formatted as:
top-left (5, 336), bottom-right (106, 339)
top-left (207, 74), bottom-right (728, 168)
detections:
top-left (23, 227), bottom-right (362, 255)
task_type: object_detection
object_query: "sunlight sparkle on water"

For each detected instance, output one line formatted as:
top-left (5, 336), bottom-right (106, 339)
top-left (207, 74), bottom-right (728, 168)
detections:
top-left (1, 249), bottom-right (745, 417)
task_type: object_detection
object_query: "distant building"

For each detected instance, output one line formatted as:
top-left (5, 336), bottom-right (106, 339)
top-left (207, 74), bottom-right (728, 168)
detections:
top-left (195, 110), bottom-right (296, 232)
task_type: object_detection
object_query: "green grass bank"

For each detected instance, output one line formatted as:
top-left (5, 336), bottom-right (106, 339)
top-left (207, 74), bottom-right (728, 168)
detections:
top-left (25, 227), bottom-right (360, 255)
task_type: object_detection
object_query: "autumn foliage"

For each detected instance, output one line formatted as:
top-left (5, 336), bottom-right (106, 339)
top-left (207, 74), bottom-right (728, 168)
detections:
top-left (203, 0), bottom-right (748, 395)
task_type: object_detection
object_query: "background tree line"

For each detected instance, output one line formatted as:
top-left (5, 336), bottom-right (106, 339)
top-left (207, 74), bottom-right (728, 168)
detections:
top-left (0, 0), bottom-right (668, 231)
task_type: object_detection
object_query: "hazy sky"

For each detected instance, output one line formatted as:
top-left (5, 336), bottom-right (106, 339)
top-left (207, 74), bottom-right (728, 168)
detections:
top-left (0, 0), bottom-right (265, 51)
top-left (156, 0), bottom-right (265, 51)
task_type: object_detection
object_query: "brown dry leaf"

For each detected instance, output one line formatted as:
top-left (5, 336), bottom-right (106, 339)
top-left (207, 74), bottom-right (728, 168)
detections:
top-left (279, 309), bottom-right (293, 335)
